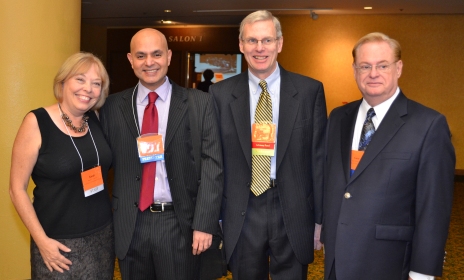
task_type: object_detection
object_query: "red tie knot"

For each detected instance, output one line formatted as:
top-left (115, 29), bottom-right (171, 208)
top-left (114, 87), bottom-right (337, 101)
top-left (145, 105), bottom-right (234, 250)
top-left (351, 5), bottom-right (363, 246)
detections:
top-left (148, 92), bottom-right (158, 104)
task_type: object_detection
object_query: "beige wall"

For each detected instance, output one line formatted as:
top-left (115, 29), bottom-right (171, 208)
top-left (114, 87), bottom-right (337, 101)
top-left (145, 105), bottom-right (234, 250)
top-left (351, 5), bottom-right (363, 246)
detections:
top-left (277, 15), bottom-right (464, 169)
top-left (0, 0), bottom-right (81, 279)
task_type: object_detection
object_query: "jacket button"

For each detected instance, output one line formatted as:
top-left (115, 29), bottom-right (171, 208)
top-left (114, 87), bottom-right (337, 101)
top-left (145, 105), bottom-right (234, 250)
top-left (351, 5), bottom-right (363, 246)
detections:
top-left (135, 176), bottom-right (140, 181)
top-left (344, 192), bottom-right (351, 199)
top-left (134, 202), bottom-right (138, 207)
top-left (241, 211), bottom-right (245, 216)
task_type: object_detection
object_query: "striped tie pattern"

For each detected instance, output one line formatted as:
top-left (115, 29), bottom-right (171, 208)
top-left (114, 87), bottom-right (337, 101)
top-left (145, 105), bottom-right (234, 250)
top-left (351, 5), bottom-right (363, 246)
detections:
top-left (358, 108), bottom-right (376, 151)
top-left (250, 80), bottom-right (272, 196)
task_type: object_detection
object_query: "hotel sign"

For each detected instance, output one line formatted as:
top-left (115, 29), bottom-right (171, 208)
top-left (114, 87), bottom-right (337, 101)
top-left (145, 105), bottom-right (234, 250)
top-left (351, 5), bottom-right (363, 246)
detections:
top-left (168, 36), bottom-right (203, 42)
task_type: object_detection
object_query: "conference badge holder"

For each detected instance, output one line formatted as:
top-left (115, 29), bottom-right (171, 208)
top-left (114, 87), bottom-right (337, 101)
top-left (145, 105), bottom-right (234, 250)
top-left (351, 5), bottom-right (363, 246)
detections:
top-left (81, 166), bottom-right (104, 197)
top-left (137, 133), bottom-right (165, 163)
top-left (251, 123), bottom-right (276, 156)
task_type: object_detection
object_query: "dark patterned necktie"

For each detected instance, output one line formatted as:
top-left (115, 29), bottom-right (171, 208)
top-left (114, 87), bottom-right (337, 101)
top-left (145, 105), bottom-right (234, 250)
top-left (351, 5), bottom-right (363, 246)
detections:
top-left (358, 108), bottom-right (376, 151)
top-left (250, 80), bottom-right (272, 196)
top-left (139, 92), bottom-right (158, 211)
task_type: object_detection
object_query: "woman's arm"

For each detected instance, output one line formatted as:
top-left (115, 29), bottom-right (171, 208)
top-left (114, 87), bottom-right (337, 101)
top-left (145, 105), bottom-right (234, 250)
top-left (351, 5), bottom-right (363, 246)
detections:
top-left (9, 112), bottom-right (72, 273)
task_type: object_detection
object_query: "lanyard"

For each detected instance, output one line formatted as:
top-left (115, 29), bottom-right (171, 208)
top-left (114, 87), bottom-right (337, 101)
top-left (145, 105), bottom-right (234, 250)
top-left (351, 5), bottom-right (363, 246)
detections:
top-left (131, 83), bottom-right (171, 137)
top-left (58, 104), bottom-right (100, 172)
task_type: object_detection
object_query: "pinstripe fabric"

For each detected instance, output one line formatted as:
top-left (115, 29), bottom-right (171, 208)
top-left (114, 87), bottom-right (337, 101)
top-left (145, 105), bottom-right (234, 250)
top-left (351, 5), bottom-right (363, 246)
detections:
top-left (100, 81), bottom-right (223, 277)
top-left (119, 210), bottom-right (199, 279)
top-left (250, 80), bottom-right (272, 196)
top-left (210, 65), bottom-right (327, 267)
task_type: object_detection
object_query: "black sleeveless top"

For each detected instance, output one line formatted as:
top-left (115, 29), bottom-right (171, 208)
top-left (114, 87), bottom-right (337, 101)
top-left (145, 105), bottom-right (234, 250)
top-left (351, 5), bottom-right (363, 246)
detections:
top-left (31, 108), bottom-right (112, 239)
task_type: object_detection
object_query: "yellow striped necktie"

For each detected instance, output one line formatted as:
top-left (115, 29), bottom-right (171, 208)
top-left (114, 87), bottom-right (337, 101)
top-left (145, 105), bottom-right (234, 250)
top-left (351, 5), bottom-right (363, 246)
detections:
top-left (250, 80), bottom-right (272, 196)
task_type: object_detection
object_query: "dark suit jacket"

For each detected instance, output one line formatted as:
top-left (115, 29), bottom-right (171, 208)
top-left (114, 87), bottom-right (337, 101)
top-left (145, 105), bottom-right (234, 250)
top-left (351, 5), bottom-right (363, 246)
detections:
top-left (100, 81), bottom-right (223, 259)
top-left (210, 65), bottom-right (327, 264)
top-left (322, 91), bottom-right (455, 280)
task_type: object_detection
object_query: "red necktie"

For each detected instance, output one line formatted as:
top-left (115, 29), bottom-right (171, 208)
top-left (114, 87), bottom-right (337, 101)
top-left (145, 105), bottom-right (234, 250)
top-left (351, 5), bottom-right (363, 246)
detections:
top-left (139, 92), bottom-right (159, 211)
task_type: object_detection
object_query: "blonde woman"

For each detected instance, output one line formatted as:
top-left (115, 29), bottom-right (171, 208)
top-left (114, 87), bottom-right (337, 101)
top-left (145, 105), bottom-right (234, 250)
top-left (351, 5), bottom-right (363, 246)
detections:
top-left (10, 52), bottom-right (114, 279)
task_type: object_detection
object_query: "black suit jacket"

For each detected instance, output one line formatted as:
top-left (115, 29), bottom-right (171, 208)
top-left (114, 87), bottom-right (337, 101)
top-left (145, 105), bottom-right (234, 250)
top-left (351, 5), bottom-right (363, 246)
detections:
top-left (210, 65), bottom-right (327, 264)
top-left (322, 91), bottom-right (455, 279)
top-left (100, 81), bottom-right (223, 259)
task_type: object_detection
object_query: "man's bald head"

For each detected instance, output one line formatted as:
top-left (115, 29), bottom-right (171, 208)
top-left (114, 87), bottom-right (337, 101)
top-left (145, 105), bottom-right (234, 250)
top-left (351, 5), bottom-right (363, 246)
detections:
top-left (130, 28), bottom-right (168, 53)
top-left (127, 28), bottom-right (172, 90)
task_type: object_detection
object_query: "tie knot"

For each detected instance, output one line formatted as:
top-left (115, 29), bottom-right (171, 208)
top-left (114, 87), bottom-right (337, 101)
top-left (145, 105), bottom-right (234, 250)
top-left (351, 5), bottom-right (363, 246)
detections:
top-left (259, 80), bottom-right (268, 92)
top-left (367, 108), bottom-right (376, 120)
top-left (148, 92), bottom-right (158, 104)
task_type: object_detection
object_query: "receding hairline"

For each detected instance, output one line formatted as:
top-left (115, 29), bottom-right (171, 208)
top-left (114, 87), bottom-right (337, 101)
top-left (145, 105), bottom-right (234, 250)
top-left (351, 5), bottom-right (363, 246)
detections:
top-left (130, 28), bottom-right (168, 52)
top-left (352, 32), bottom-right (402, 62)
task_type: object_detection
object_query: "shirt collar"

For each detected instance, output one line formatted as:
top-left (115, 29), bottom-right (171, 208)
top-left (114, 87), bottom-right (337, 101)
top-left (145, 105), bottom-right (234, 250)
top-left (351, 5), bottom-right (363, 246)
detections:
top-left (136, 77), bottom-right (170, 103)
top-left (360, 87), bottom-right (400, 123)
top-left (248, 63), bottom-right (280, 96)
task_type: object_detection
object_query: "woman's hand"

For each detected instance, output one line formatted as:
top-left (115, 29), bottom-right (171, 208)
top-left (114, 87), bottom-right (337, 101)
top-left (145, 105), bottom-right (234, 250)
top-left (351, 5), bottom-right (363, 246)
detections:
top-left (36, 237), bottom-right (72, 273)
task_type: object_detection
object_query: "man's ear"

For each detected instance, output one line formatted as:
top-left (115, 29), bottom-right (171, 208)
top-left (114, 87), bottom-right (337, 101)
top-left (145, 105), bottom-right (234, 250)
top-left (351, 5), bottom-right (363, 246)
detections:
top-left (127, 53), bottom-right (134, 69)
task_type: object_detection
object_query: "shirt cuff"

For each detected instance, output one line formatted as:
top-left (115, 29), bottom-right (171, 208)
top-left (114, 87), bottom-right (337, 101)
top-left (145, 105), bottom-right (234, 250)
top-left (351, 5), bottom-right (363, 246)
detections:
top-left (409, 271), bottom-right (434, 280)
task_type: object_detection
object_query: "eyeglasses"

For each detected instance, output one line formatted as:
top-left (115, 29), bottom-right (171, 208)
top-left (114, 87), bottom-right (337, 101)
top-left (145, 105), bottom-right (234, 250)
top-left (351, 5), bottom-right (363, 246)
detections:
top-left (241, 37), bottom-right (280, 46)
top-left (354, 61), bottom-right (398, 74)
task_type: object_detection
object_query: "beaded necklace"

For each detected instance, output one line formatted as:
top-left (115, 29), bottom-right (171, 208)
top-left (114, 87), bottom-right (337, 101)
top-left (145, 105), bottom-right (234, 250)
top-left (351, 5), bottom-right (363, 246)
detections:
top-left (58, 104), bottom-right (88, 133)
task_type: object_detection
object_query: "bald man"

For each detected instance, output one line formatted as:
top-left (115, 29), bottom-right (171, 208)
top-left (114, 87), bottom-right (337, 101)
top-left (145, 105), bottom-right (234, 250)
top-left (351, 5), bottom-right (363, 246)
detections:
top-left (100, 28), bottom-right (223, 279)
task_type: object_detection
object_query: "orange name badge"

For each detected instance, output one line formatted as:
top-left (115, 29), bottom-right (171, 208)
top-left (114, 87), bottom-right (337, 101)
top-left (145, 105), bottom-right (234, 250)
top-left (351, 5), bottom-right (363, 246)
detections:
top-left (251, 123), bottom-right (276, 156)
top-left (137, 134), bottom-right (165, 163)
top-left (351, 150), bottom-right (364, 170)
top-left (81, 166), bottom-right (104, 197)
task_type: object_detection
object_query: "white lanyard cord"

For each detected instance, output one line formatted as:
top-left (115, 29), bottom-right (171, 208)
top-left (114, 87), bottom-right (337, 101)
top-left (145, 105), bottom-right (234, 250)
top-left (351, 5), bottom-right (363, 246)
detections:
top-left (58, 104), bottom-right (100, 172)
top-left (131, 82), bottom-right (172, 137)
top-left (131, 85), bottom-right (141, 136)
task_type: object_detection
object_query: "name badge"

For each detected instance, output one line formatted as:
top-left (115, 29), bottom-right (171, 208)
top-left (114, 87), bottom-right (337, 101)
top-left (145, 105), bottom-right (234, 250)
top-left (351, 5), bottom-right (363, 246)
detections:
top-left (137, 133), bottom-right (165, 163)
top-left (81, 166), bottom-right (104, 197)
top-left (350, 150), bottom-right (364, 176)
top-left (251, 123), bottom-right (276, 156)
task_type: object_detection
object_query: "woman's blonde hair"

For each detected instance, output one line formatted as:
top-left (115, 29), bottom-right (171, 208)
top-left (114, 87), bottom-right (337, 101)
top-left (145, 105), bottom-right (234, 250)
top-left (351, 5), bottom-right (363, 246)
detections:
top-left (53, 52), bottom-right (109, 110)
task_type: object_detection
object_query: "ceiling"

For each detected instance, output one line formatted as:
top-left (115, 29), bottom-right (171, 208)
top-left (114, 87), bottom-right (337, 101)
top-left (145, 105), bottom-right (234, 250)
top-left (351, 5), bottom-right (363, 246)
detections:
top-left (82, 0), bottom-right (464, 28)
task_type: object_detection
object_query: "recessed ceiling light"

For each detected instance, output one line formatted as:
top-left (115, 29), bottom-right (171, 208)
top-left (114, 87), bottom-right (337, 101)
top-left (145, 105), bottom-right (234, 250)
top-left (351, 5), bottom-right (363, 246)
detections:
top-left (164, 10), bottom-right (171, 13)
top-left (364, 7), bottom-right (373, 10)
top-left (161, 20), bottom-right (172, 24)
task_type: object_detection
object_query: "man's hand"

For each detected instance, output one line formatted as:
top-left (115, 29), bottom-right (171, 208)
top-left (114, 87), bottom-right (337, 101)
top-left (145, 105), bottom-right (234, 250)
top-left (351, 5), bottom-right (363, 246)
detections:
top-left (314, 223), bottom-right (323, 250)
top-left (192, 230), bottom-right (212, 255)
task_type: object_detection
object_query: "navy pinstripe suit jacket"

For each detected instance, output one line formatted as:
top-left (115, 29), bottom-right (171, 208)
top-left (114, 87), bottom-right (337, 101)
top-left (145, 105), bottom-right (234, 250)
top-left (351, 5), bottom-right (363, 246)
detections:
top-left (100, 80), bottom-right (223, 259)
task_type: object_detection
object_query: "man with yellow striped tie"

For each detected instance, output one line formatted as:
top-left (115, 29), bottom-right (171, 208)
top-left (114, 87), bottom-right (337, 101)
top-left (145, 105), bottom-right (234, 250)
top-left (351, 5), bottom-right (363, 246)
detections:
top-left (210, 10), bottom-right (327, 280)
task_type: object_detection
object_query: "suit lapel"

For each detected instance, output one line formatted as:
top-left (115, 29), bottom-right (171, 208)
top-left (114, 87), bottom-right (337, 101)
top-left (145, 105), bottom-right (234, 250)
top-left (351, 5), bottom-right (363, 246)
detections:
top-left (230, 73), bottom-right (252, 169)
top-left (350, 92), bottom-right (407, 183)
top-left (276, 68), bottom-right (299, 171)
top-left (341, 101), bottom-right (360, 183)
top-left (119, 86), bottom-right (140, 139)
top-left (165, 82), bottom-right (188, 149)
